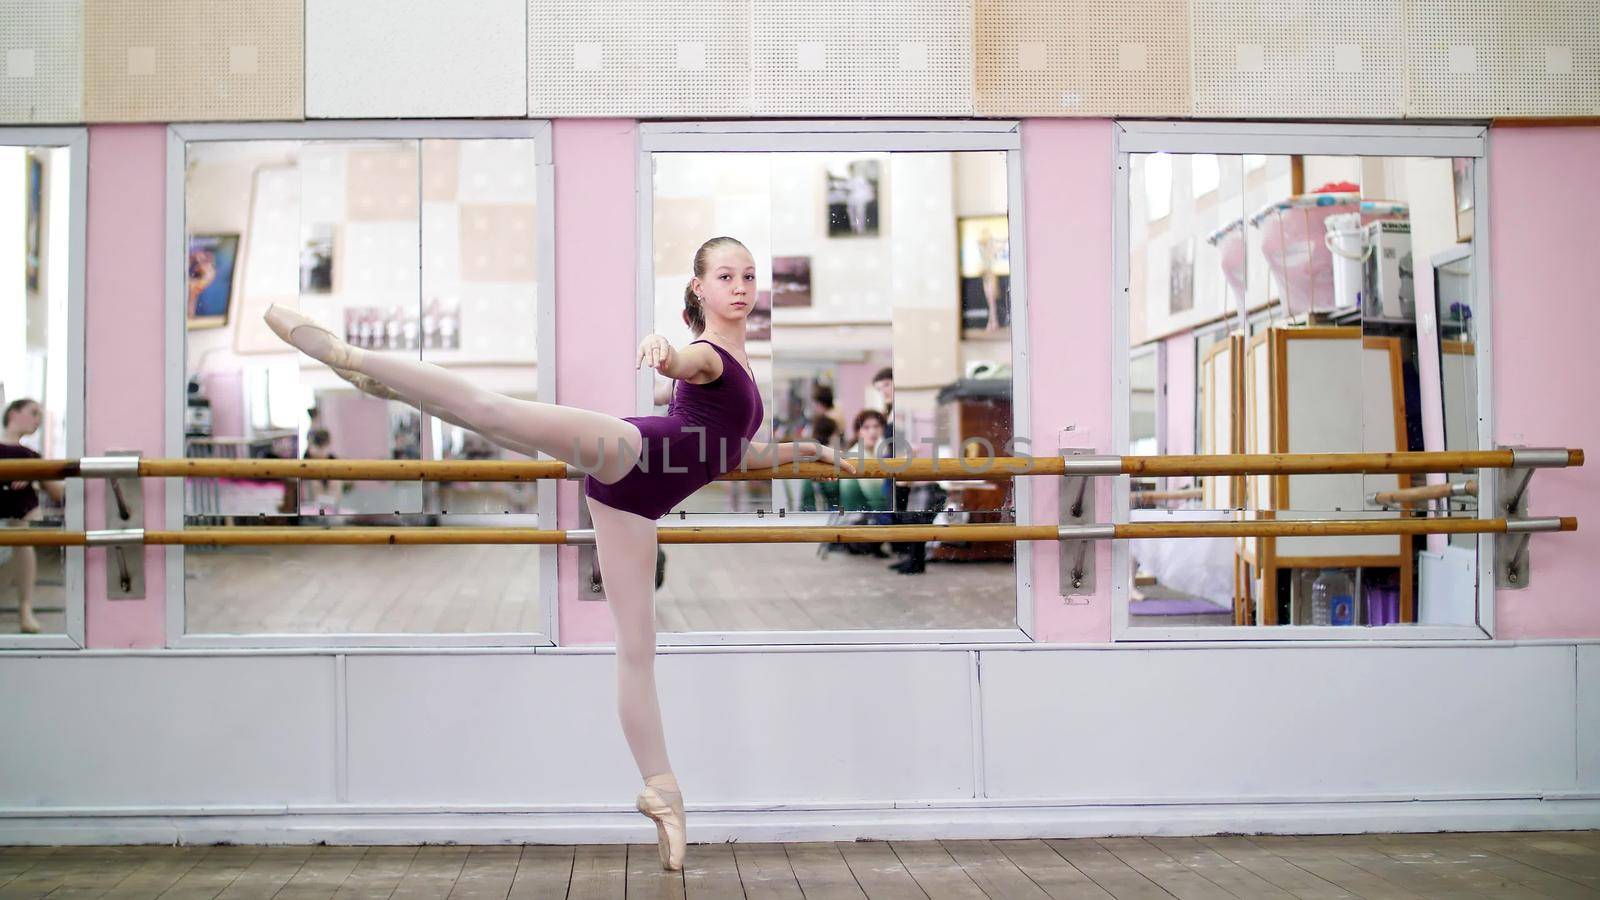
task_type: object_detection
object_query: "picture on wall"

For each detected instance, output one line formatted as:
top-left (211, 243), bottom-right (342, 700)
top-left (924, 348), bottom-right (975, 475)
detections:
top-left (186, 234), bottom-right (240, 330)
top-left (1169, 238), bottom-right (1195, 314)
top-left (25, 154), bottom-right (42, 294)
top-left (300, 224), bottom-right (335, 294)
top-left (958, 215), bottom-right (1010, 332)
top-left (826, 160), bottom-right (880, 237)
top-left (746, 290), bottom-right (772, 341)
top-left (772, 256), bottom-right (812, 307)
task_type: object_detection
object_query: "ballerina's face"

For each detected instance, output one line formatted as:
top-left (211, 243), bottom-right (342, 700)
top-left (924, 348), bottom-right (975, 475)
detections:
top-left (693, 246), bottom-right (757, 326)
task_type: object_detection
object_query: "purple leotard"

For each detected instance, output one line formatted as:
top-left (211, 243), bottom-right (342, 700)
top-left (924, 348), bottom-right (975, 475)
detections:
top-left (584, 339), bottom-right (764, 520)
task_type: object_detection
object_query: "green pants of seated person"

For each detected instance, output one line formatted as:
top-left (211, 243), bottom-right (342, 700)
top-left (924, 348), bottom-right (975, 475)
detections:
top-left (839, 476), bottom-right (889, 512)
top-left (799, 479), bottom-right (841, 512)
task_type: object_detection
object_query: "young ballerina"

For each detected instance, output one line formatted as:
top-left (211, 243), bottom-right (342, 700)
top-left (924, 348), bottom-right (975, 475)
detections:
top-left (263, 235), bottom-right (853, 870)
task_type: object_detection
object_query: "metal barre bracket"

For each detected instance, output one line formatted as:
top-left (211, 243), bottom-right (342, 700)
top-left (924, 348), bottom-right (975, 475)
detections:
top-left (100, 450), bottom-right (145, 599)
top-left (1495, 446), bottom-right (1559, 590)
top-left (1057, 447), bottom-right (1096, 599)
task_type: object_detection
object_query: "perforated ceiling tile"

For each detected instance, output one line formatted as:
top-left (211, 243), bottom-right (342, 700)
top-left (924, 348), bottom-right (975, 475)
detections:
top-left (975, 0), bottom-right (1188, 116)
top-left (1407, 0), bottom-right (1599, 117)
top-left (0, 0), bottom-right (83, 124)
top-left (751, 0), bottom-right (973, 116)
top-left (529, 0), bottom-right (750, 117)
top-left (307, 0), bottom-right (526, 118)
top-left (84, 0), bottom-right (302, 122)
top-left (1191, 0), bottom-right (1403, 117)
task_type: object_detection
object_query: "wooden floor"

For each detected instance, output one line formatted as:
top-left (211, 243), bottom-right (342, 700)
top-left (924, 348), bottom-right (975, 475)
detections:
top-left (3, 832), bottom-right (1597, 898)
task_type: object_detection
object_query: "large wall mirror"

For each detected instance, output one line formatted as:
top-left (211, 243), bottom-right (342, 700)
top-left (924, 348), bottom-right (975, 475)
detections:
top-left (1120, 126), bottom-right (1485, 635)
top-left (640, 128), bottom-right (1027, 637)
top-left (172, 124), bottom-right (553, 644)
top-left (0, 131), bottom-right (84, 646)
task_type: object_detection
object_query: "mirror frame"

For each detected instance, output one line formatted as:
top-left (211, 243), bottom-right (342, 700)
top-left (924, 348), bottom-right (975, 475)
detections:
top-left (1112, 121), bottom-right (1493, 642)
top-left (163, 120), bottom-right (557, 649)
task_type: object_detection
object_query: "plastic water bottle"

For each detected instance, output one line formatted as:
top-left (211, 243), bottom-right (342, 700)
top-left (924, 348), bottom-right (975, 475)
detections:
top-left (1312, 569), bottom-right (1356, 626)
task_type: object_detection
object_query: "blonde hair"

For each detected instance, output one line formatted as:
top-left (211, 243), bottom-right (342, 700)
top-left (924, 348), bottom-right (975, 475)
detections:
top-left (683, 236), bottom-right (749, 336)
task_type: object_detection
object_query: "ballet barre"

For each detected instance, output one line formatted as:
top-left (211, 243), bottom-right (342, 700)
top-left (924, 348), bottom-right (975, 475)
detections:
top-left (0, 447), bottom-right (1579, 599)
top-left (0, 448), bottom-right (1583, 483)
top-left (0, 516), bottom-right (1575, 548)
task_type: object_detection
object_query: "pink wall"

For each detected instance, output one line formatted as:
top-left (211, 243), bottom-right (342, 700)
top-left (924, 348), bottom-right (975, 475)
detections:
top-left (1022, 120), bottom-right (1115, 642)
top-left (70, 119), bottom-right (1592, 647)
top-left (84, 126), bottom-right (167, 648)
top-left (553, 120), bottom-right (639, 645)
top-left (1489, 126), bottom-right (1600, 639)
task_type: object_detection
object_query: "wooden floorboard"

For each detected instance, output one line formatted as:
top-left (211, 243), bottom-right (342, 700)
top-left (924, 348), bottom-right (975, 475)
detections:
top-left (888, 840), bottom-right (989, 899)
top-left (681, 842), bottom-right (745, 900)
top-left (0, 832), bottom-right (1594, 899)
top-left (785, 842), bottom-right (869, 899)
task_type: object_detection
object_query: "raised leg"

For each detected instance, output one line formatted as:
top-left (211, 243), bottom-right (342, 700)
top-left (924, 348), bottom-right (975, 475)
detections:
top-left (266, 305), bottom-right (641, 482)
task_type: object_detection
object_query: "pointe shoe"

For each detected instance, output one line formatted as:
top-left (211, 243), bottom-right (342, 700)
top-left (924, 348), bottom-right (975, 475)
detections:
top-left (263, 304), bottom-right (361, 369)
top-left (18, 611), bottom-right (40, 634)
top-left (636, 774), bottom-right (686, 871)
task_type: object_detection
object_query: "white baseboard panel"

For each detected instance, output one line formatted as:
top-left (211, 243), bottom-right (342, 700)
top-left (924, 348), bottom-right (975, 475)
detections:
top-left (3, 797), bottom-right (1597, 846)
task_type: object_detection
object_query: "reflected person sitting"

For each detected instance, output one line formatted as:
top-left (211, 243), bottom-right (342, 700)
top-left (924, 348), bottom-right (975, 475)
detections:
top-left (0, 399), bottom-right (65, 634)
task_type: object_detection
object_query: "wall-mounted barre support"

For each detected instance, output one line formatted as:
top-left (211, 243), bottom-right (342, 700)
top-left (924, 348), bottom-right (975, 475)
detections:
top-left (1058, 448), bottom-right (1098, 598)
top-left (1496, 447), bottom-right (1567, 590)
top-left (81, 451), bottom-right (145, 599)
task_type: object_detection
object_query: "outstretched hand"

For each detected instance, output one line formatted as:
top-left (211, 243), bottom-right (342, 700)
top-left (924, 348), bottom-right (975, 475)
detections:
top-left (637, 334), bottom-right (674, 372)
top-left (811, 442), bottom-right (858, 476)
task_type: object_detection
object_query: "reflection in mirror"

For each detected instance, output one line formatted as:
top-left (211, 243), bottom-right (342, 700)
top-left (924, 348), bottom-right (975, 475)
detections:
top-left (1, 145), bottom-right (73, 635)
top-left (1126, 150), bottom-right (1478, 629)
top-left (648, 149), bottom-right (1017, 632)
top-left (181, 136), bottom-right (544, 635)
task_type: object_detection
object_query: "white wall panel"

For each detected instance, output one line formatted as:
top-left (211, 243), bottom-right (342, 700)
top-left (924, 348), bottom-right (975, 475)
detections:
top-left (1407, 0), bottom-right (1600, 117)
top-left (345, 650), bottom-right (975, 804)
top-left (1192, 0), bottom-right (1404, 118)
top-left (0, 656), bottom-right (338, 806)
top-left (1579, 644), bottom-right (1600, 793)
top-left (529, 0), bottom-right (750, 116)
top-left (980, 646), bottom-right (1577, 800)
top-left (752, 0), bottom-right (973, 116)
top-left (307, 0), bottom-right (528, 118)
top-left (0, 0), bottom-right (83, 124)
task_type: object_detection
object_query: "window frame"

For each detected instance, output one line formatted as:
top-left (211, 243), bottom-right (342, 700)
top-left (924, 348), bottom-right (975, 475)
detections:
top-left (1112, 120), bottom-right (1495, 642)
top-left (0, 127), bottom-right (88, 650)
top-left (163, 120), bottom-right (558, 650)
top-left (635, 119), bottom-right (1035, 647)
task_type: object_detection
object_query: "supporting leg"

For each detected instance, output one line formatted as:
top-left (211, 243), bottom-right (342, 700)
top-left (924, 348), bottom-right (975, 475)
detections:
top-left (588, 495), bottom-right (684, 871)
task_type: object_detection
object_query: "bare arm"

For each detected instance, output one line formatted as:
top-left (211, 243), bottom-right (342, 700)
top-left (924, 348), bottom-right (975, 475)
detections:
top-left (638, 334), bottom-right (718, 382)
top-left (742, 439), bottom-right (857, 474)
top-left (40, 479), bottom-right (65, 505)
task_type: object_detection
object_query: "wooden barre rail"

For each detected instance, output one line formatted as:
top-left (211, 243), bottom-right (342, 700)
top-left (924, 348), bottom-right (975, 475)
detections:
top-left (0, 449), bottom-right (1583, 483)
top-left (1373, 480), bottom-right (1478, 507)
top-left (0, 517), bottom-right (1576, 547)
top-left (1132, 488), bottom-right (1205, 506)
